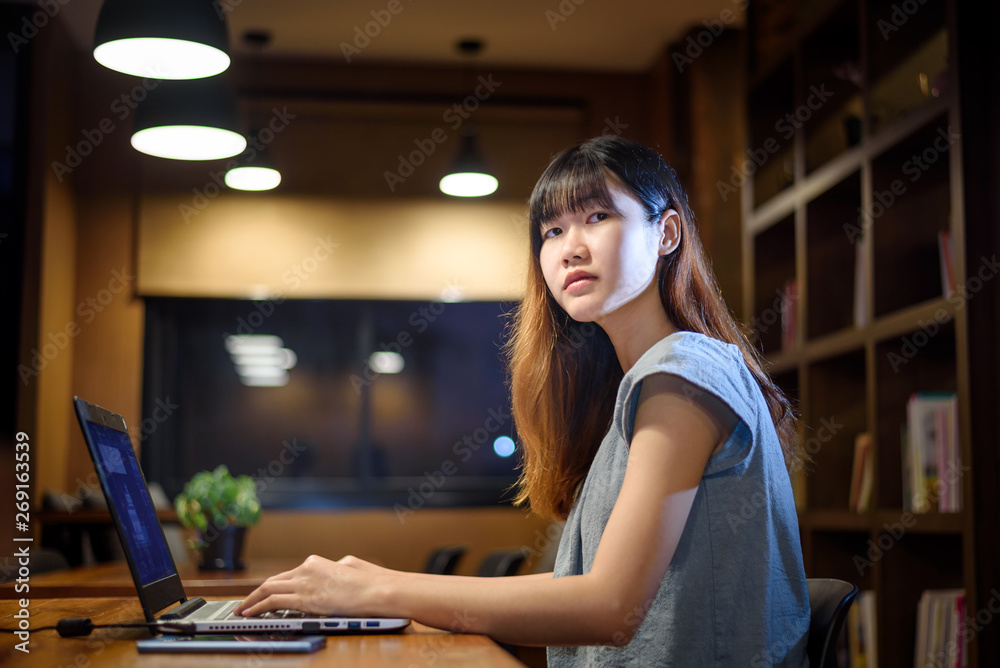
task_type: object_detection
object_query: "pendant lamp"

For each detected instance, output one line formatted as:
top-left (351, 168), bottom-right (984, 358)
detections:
top-left (439, 127), bottom-right (499, 197)
top-left (93, 0), bottom-right (231, 80)
top-left (131, 79), bottom-right (246, 160)
top-left (225, 31), bottom-right (281, 191)
top-left (225, 132), bottom-right (282, 191)
top-left (439, 39), bottom-right (498, 197)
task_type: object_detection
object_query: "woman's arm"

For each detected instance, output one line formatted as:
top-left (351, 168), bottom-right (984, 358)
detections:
top-left (234, 374), bottom-right (731, 647)
top-left (339, 555), bottom-right (554, 583)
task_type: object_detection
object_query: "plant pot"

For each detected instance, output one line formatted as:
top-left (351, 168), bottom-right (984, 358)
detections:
top-left (197, 525), bottom-right (247, 571)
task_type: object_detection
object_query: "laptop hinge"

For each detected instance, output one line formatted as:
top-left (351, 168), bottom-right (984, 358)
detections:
top-left (160, 597), bottom-right (207, 620)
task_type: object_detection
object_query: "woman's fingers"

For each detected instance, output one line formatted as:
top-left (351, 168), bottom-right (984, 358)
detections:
top-left (237, 593), bottom-right (306, 618)
top-left (234, 574), bottom-right (301, 615)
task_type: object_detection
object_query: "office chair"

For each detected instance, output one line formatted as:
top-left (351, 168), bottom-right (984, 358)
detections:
top-left (806, 578), bottom-right (859, 668)
top-left (423, 544), bottom-right (468, 575)
top-left (476, 548), bottom-right (529, 578)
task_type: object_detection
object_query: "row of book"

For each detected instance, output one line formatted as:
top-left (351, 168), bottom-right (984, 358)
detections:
top-left (915, 589), bottom-right (966, 668)
top-left (847, 590), bottom-right (877, 668)
top-left (847, 392), bottom-right (961, 514)
top-left (902, 392), bottom-right (961, 513)
top-left (767, 227), bottom-right (953, 346)
top-left (844, 589), bottom-right (967, 668)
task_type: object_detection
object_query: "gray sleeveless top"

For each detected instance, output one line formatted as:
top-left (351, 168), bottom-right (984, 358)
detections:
top-left (548, 331), bottom-right (809, 667)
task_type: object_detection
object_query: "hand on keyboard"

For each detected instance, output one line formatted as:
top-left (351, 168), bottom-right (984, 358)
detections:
top-left (256, 609), bottom-right (310, 619)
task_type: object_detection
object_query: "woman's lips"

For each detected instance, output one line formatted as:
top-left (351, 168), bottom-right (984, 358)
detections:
top-left (565, 276), bottom-right (596, 293)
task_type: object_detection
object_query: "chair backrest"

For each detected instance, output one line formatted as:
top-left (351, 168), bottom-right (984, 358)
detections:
top-left (423, 544), bottom-right (468, 575)
top-left (807, 578), bottom-right (859, 668)
top-left (476, 548), bottom-right (528, 578)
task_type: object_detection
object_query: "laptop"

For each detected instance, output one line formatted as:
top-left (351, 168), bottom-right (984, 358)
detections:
top-left (72, 396), bottom-right (411, 635)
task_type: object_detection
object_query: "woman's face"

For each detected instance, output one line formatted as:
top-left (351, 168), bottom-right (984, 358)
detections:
top-left (538, 186), bottom-right (677, 324)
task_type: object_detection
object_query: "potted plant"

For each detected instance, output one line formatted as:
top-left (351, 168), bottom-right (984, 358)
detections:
top-left (174, 465), bottom-right (261, 571)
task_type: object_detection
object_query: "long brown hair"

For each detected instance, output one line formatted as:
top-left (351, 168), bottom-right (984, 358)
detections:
top-left (506, 135), bottom-right (801, 521)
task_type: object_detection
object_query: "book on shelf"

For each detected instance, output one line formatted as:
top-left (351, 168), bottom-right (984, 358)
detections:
top-left (781, 278), bottom-right (797, 352)
top-left (848, 590), bottom-right (877, 668)
top-left (902, 393), bottom-right (961, 513)
top-left (914, 589), bottom-right (965, 668)
top-left (849, 432), bottom-right (874, 513)
top-left (938, 230), bottom-right (956, 299)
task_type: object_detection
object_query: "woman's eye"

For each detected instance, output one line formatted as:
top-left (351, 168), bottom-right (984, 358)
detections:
top-left (542, 227), bottom-right (561, 239)
top-left (587, 212), bottom-right (609, 223)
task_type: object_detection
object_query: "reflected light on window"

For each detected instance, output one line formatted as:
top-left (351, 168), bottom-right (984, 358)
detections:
top-left (368, 351), bottom-right (404, 374)
top-left (493, 436), bottom-right (516, 458)
top-left (225, 335), bottom-right (295, 387)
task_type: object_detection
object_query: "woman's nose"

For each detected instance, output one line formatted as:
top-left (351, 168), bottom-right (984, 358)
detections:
top-left (560, 226), bottom-right (589, 264)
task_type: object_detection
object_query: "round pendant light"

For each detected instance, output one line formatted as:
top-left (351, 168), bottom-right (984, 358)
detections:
top-left (93, 0), bottom-right (231, 80)
top-left (439, 130), bottom-right (498, 197)
top-left (131, 79), bottom-right (246, 160)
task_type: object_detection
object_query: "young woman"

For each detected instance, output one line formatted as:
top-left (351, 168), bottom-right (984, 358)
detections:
top-left (235, 135), bottom-right (811, 666)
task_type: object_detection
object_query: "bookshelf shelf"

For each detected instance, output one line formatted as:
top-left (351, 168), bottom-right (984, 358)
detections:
top-left (742, 1), bottom-right (977, 666)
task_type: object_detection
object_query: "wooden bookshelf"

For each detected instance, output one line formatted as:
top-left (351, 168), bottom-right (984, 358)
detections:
top-left (742, 1), bottom-right (979, 666)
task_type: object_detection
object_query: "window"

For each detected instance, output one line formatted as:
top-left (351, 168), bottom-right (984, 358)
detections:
top-left (141, 297), bottom-right (519, 509)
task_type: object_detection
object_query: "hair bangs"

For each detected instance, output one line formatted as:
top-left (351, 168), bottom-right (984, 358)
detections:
top-left (528, 150), bottom-right (618, 234)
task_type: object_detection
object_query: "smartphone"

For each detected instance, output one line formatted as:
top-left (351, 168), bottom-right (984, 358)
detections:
top-left (136, 634), bottom-right (327, 653)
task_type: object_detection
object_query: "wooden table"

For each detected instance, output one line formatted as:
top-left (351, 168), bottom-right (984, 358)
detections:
top-left (0, 558), bottom-right (302, 599)
top-left (0, 597), bottom-right (525, 667)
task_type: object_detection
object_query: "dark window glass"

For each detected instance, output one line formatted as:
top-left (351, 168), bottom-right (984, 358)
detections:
top-left (142, 298), bottom-right (519, 509)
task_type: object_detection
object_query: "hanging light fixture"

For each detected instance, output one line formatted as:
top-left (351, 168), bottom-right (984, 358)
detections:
top-left (225, 31), bottom-right (282, 191)
top-left (131, 78), bottom-right (246, 160)
top-left (439, 38), bottom-right (498, 198)
top-left (439, 127), bottom-right (499, 197)
top-left (93, 0), bottom-right (231, 80)
top-left (225, 130), bottom-right (282, 191)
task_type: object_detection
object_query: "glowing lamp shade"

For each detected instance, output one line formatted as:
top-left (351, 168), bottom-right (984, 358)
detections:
top-left (439, 172), bottom-right (498, 197)
top-left (225, 166), bottom-right (282, 191)
top-left (131, 79), bottom-right (246, 160)
top-left (439, 131), bottom-right (498, 197)
top-left (225, 135), bottom-right (282, 190)
top-left (93, 0), bottom-right (231, 79)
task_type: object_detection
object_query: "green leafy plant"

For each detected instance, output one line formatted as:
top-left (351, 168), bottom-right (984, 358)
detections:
top-left (174, 466), bottom-right (261, 548)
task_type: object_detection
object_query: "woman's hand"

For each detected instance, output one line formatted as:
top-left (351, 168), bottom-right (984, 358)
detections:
top-left (233, 554), bottom-right (385, 618)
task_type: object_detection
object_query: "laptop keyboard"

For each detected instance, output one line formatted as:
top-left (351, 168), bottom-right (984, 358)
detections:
top-left (195, 600), bottom-right (312, 621)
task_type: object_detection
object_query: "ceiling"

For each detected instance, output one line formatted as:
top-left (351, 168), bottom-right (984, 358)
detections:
top-left (56, 0), bottom-right (744, 72)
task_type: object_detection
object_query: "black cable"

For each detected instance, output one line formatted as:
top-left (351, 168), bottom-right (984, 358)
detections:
top-left (0, 618), bottom-right (194, 637)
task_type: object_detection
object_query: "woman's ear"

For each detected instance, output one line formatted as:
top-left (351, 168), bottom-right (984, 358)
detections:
top-left (657, 209), bottom-right (682, 257)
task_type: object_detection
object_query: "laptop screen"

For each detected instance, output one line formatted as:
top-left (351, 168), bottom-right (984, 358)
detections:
top-left (86, 420), bottom-right (176, 586)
